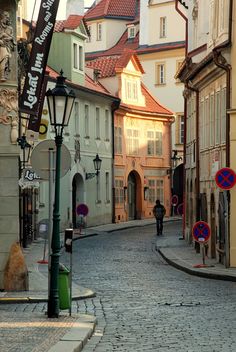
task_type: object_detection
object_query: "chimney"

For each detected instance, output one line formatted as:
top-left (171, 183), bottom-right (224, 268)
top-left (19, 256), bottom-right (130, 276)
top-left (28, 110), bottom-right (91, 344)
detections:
top-left (66, 0), bottom-right (84, 17)
top-left (93, 69), bottom-right (100, 83)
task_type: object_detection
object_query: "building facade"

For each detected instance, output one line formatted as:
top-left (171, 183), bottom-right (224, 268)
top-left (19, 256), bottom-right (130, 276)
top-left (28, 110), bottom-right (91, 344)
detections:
top-left (176, 0), bottom-right (233, 266)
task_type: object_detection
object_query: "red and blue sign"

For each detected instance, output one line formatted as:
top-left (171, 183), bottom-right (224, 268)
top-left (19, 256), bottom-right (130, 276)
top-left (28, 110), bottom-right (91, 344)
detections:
top-left (192, 221), bottom-right (211, 244)
top-left (215, 167), bottom-right (236, 190)
top-left (76, 203), bottom-right (89, 216)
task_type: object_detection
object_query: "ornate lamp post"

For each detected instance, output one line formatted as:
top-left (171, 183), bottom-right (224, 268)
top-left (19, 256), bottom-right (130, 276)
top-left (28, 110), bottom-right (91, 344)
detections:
top-left (46, 71), bottom-right (75, 318)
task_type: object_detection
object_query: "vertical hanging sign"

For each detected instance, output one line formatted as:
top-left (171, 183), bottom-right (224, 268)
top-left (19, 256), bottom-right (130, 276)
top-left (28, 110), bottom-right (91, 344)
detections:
top-left (19, 0), bottom-right (60, 131)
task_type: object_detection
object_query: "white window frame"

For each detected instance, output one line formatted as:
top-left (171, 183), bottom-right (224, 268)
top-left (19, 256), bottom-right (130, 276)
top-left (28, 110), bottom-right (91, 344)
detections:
top-left (73, 42), bottom-right (84, 71)
top-left (156, 63), bottom-right (166, 85)
top-left (128, 25), bottom-right (136, 38)
top-left (97, 22), bottom-right (102, 41)
top-left (105, 109), bottom-right (110, 141)
top-left (115, 179), bottom-right (124, 204)
top-left (160, 16), bottom-right (167, 38)
top-left (84, 104), bottom-right (89, 138)
top-left (126, 129), bottom-right (139, 155)
top-left (95, 107), bottom-right (100, 139)
top-left (114, 126), bottom-right (122, 154)
top-left (148, 179), bottom-right (164, 204)
top-left (147, 131), bottom-right (163, 156)
top-left (74, 101), bottom-right (79, 136)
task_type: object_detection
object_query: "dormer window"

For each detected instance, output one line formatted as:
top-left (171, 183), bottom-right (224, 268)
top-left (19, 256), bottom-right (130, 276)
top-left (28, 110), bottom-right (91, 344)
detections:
top-left (73, 42), bottom-right (84, 71)
top-left (128, 25), bottom-right (136, 39)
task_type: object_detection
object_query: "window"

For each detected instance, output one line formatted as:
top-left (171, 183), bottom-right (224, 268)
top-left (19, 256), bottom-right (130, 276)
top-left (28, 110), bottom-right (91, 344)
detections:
top-left (215, 91), bottom-right (220, 144)
top-left (210, 94), bottom-right (215, 146)
top-left (127, 129), bottom-right (139, 155)
top-left (114, 126), bottom-right (122, 154)
top-left (84, 104), bottom-right (89, 137)
top-left (147, 131), bottom-right (162, 156)
top-left (105, 109), bottom-right (109, 141)
top-left (87, 26), bottom-right (91, 42)
top-left (221, 87), bottom-right (226, 143)
top-left (126, 79), bottom-right (138, 101)
top-left (96, 107), bottom-right (100, 139)
top-left (97, 23), bottom-right (102, 41)
top-left (73, 43), bottom-right (83, 71)
top-left (115, 179), bottom-right (124, 204)
top-left (180, 116), bottom-right (184, 144)
top-left (105, 172), bottom-right (110, 203)
top-left (128, 26), bottom-right (136, 38)
top-left (156, 63), bottom-right (166, 85)
top-left (79, 46), bottom-right (83, 71)
top-left (148, 179), bottom-right (164, 204)
top-left (74, 101), bottom-right (79, 135)
top-left (160, 17), bottom-right (167, 38)
top-left (73, 43), bottom-right (78, 69)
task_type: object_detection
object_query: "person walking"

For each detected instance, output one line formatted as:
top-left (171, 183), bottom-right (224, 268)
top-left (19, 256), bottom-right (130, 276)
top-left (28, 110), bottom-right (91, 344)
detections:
top-left (153, 199), bottom-right (166, 236)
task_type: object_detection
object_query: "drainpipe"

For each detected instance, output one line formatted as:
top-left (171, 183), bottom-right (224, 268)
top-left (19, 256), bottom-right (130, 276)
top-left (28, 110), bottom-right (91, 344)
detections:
top-left (111, 100), bottom-right (120, 223)
top-left (175, 0), bottom-right (188, 57)
top-left (212, 0), bottom-right (233, 268)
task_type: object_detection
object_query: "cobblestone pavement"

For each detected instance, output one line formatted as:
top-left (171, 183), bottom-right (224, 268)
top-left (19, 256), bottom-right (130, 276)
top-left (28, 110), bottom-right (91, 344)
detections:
top-left (62, 221), bottom-right (236, 352)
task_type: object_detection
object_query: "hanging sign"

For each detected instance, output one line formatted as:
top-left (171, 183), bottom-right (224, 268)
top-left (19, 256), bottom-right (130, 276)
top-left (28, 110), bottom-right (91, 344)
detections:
top-left (19, 0), bottom-right (60, 129)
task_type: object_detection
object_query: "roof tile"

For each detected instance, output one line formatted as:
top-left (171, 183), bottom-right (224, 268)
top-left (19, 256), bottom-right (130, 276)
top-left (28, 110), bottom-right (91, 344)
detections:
top-left (84, 0), bottom-right (137, 20)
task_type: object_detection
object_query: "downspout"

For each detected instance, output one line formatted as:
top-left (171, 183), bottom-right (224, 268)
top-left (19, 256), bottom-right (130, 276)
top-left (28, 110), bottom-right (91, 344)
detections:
top-left (111, 100), bottom-right (120, 223)
top-left (175, 0), bottom-right (188, 237)
top-left (175, 0), bottom-right (188, 57)
top-left (212, 0), bottom-right (233, 268)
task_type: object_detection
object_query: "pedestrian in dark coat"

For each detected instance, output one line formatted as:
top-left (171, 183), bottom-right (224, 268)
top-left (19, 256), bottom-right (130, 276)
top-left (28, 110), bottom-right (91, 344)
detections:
top-left (153, 199), bottom-right (166, 236)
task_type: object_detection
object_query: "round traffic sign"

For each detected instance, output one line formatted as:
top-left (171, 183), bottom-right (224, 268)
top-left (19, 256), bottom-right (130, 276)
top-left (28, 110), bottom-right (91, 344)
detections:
top-left (192, 221), bottom-right (211, 243)
top-left (171, 195), bottom-right (178, 206)
top-left (76, 203), bottom-right (89, 216)
top-left (215, 167), bottom-right (236, 190)
top-left (31, 140), bottom-right (71, 180)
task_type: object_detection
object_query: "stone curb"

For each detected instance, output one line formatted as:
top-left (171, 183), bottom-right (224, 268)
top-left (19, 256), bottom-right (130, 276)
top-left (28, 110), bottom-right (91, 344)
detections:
top-left (158, 248), bottom-right (236, 282)
top-left (47, 315), bottom-right (97, 352)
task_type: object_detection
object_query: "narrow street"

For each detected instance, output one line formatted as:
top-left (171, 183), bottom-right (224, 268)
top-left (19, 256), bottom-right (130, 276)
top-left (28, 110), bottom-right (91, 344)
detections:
top-left (63, 221), bottom-right (236, 352)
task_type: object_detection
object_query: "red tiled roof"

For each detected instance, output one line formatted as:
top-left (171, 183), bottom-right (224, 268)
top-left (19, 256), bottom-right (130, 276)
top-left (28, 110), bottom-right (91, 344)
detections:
top-left (54, 15), bottom-right (85, 32)
top-left (115, 49), bottom-right (144, 74)
top-left (86, 49), bottom-right (144, 78)
top-left (46, 66), bottom-right (111, 95)
top-left (84, 0), bottom-right (137, 20)
top-left (86, 29), bottom-right (139, 60)
top-left (86, 56), bottom-right (120, 78)
top-left (64, 15), bottom-right (83, 30)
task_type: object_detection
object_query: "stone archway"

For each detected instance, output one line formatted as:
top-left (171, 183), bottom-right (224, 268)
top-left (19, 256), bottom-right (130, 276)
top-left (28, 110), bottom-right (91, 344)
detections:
top-left (127, 171), bottom-right (142, 220)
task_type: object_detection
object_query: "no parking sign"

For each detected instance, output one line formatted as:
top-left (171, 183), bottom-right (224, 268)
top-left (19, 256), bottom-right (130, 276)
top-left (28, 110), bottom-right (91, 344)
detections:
top-left (192, 221), bottom-right (211, 243)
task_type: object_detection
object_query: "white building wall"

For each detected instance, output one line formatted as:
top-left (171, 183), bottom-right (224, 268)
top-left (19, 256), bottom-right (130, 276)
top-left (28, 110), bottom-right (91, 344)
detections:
top-left (85, 19), bottom-right (127, 53)
top-left (139, 0), bottom-right (149, 46)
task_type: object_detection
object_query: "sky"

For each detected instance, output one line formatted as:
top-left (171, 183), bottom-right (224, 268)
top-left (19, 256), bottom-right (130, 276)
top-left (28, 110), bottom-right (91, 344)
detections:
top-left (26, 0), bottom-right (94, 21)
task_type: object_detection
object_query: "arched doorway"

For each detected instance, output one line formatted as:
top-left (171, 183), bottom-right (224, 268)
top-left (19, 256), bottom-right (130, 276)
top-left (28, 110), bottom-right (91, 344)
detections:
top-left (127, 171), bottom-right (142, 220)
top-left (72, 173), bottom-right (84, 228)
top-left (128, 172), bottom-right (137, 220)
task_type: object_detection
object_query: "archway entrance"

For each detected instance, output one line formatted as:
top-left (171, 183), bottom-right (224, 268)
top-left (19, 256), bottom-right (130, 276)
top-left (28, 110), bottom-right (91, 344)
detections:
top-left (128, 172), bottom-right (137, 220)
top-left (72, 173), bottom-right (84, 228)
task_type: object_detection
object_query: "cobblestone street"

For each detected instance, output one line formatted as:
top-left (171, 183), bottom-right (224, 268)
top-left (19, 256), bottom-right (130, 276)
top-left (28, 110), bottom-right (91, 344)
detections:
top-left (68, 221), bottom-right (236, 352)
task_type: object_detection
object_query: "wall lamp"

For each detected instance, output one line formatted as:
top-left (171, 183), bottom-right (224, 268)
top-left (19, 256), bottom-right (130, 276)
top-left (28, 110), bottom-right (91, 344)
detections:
top-left (86, 154), bottom-right (102, 180)
top-left (17, 134), bottom-right (31, 169)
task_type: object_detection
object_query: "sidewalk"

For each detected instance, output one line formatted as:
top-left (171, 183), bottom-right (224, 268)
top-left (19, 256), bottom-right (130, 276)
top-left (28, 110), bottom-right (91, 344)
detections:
top-left (1, 216), bottom-right (236, 352)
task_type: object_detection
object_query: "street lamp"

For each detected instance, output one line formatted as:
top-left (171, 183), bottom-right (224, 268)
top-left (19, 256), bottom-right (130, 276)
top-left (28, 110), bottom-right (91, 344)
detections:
top-left (17, 135), bottom-right (31, 169)
top-left (46, 71), bottom-right (75, 318)
top-left (86, 154), bottom-right (102, 179)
